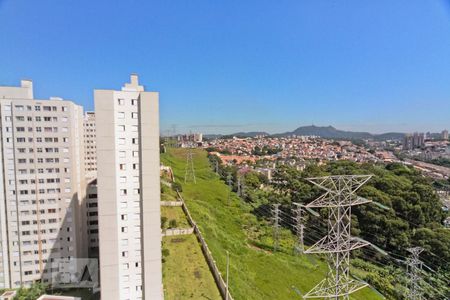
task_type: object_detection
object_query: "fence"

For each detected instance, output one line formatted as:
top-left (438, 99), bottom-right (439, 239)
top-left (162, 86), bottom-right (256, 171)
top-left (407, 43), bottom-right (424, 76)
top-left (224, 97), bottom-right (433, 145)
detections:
top-left (177, 191), bottom-right (234, 300)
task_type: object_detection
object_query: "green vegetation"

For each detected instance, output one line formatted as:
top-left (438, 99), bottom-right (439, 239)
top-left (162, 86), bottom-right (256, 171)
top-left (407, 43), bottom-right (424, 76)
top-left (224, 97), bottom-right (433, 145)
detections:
top-left (7, 283), bottom-right (99, 300)
top-left (161, 183), bottom-right (179, 201)
top-left (162, 235), bottom-right (221, 300)
top-left (252, 145), bottom-right (282, 156)
top-left (161, 148), bottom-right (382, 300)
top-left (210, 151), bottom-right (450, 299)
top-left (161, 206), bottom-right (191, 229)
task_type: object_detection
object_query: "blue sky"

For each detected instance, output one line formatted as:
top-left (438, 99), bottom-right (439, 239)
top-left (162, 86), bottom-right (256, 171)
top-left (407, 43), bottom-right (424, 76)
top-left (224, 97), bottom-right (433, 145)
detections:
top-left (1, 0), bottom-right (450, 134)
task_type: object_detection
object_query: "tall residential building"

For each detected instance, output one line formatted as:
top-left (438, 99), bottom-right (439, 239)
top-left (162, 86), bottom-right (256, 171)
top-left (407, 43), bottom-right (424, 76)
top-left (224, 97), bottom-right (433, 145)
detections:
top-left (83, 112), bottom-right (97, 178)
top-left (86, 179), bottom-right (99, 258)
top-left (403, 132), bottom-right (425, 150)
top-left (0, 80), bottom-right (87, 288)
top-left (442, 130), bottom-right (449, 141)
top-left (95, 74), bottom-right (162, 300)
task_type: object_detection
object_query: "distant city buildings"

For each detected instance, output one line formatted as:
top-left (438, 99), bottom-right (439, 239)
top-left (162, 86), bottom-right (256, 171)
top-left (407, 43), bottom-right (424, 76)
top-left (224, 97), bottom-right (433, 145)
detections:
top-left (95, 74), bottom-right (162, 300)
top-left (177, 133), bottom-right (203, 147)
top-left (403, 132), bottom-right (425, 150)
top-left (442, 130), bottom-right (449, 141)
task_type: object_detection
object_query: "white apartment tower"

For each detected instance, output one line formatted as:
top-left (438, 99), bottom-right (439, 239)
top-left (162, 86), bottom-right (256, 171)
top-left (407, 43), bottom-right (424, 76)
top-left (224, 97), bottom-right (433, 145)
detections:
top-left (95, 75), bottom-right (162, 300)
top-left (83, 112), bottom-right (97, 178)
top-left (0, 80), bottom-right (87, 288)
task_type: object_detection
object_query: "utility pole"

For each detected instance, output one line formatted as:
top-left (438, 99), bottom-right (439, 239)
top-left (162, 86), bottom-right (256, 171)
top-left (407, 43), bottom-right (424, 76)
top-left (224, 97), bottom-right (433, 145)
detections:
top-left (237, 176), bottom-right (241, 196)
top-left (406, 247), bottom-right (424, 300)
top-left (292, 203), bottom-right (305, 254)
top-left (272, 204), bottom-right (281, 252)
top-left (227, 172), bottom-right (232, 206)
top-left (226, 250), bottom-right (230, 300)
top-left (184, 143), bottom-right (196, 184)
top-left (303, 175), bottom-right (373, 300)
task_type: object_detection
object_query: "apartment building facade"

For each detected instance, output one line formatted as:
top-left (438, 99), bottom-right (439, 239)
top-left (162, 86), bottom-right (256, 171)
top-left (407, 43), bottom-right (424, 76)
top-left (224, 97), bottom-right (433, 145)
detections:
top-left (83, 112), bottom-right (97, 178)
top-left (95, 74), bottom-right (162, 300)
top-left (0, 80), bottom-right (87, 288)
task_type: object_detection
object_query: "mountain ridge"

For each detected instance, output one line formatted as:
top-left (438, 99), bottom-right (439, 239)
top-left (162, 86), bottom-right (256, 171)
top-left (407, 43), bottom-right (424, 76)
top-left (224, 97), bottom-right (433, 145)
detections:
top-left (204, 125), bottom-right (405, 140)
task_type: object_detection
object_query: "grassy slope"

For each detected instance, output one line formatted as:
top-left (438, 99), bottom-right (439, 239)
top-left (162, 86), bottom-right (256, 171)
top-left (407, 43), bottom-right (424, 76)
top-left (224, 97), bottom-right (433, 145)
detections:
top-left (161, 206), bottom-right (191, 229)
top-left (161, 148), bottom-right (382, 300)
top-left (163, 235), bottom-right (222, 300)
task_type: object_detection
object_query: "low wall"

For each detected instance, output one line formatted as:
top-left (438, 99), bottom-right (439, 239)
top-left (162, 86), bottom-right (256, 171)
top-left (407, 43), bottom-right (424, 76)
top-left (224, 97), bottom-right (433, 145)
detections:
top-left (177, 191), bottom-right (234, 300)
top-left (162, 227), bottom-right (194, 236)
top-left (161, 201), bottom-right (183, 207)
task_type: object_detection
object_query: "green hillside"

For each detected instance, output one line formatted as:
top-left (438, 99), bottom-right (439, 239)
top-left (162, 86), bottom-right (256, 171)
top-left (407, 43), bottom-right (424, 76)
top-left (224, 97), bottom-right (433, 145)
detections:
top-left (161, 148), bottom-right (383, 300)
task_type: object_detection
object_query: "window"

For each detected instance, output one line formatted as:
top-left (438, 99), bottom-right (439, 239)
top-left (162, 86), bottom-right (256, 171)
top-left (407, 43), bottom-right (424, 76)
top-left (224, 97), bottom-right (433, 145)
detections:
top-left (118, 125), bottom-right (125, 132)
top-left (117, 99), bottom-right (124, 106)
top-left (131, 112), bottom-right (138, 119)
top-left (131, 99), bottom-right (137, 105)
top-left (119, 164), bottom-right (126, 170)
top-left (35, 106), bottom-right (41, 111)
top-left (118, 112), bottom-right (125, 119)
top-left (118, 138), bottom-right (125, 145)
top-left (120, 189), bottom-right (127, 196)
top-left (132, 138), bottom-right (138, 144)
top-left (119, 151), bottom-right (126, 158)
top-left (62, 106), bottom-right (68, 112)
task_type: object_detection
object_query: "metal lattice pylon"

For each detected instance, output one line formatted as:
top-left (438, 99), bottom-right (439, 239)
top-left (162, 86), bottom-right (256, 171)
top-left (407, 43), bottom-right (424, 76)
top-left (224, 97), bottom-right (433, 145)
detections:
top-left (406, 247), bottom-right (424, 300)
top-left (272, 204), bottom-right (281, 252)
top-left (184, 145), bottom-right (196, 184)
top-left (292, 203), bottom-right (306, 254)
top-left (303, 175), bottom-right (373, 299)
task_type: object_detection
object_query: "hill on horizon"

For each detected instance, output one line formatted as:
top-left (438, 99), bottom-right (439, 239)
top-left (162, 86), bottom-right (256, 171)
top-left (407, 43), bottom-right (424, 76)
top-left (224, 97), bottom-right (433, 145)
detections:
top-left (204, 125), bottom-right (405, 140)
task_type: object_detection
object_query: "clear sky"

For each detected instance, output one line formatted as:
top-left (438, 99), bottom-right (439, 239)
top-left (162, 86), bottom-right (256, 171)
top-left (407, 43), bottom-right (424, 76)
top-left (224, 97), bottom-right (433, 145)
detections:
top-left (1, 0), bottom-right (450, 134)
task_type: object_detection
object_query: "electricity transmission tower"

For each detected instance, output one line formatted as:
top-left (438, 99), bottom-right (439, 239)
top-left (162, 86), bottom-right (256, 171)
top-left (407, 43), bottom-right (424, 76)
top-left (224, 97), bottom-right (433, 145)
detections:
top-left (184, 144), bottom-right (196, 184)
top-left (272, 204), bottom-right (281, 252)
top-left (292, 203), bottom-right (306, 254)
top-left (303, 175), bottom-right (373, 300)
top-left (406, 247), bottom-right (424, 300)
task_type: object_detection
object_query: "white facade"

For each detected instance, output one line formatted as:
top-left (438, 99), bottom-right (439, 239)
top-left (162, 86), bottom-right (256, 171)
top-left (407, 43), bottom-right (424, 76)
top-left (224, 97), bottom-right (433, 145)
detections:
top-left (0, 80), bottom-right (87, 288)
top-left (83, 112), bottom-right (97, 178)
top-left (95, 75), bottom-right (162, 300)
